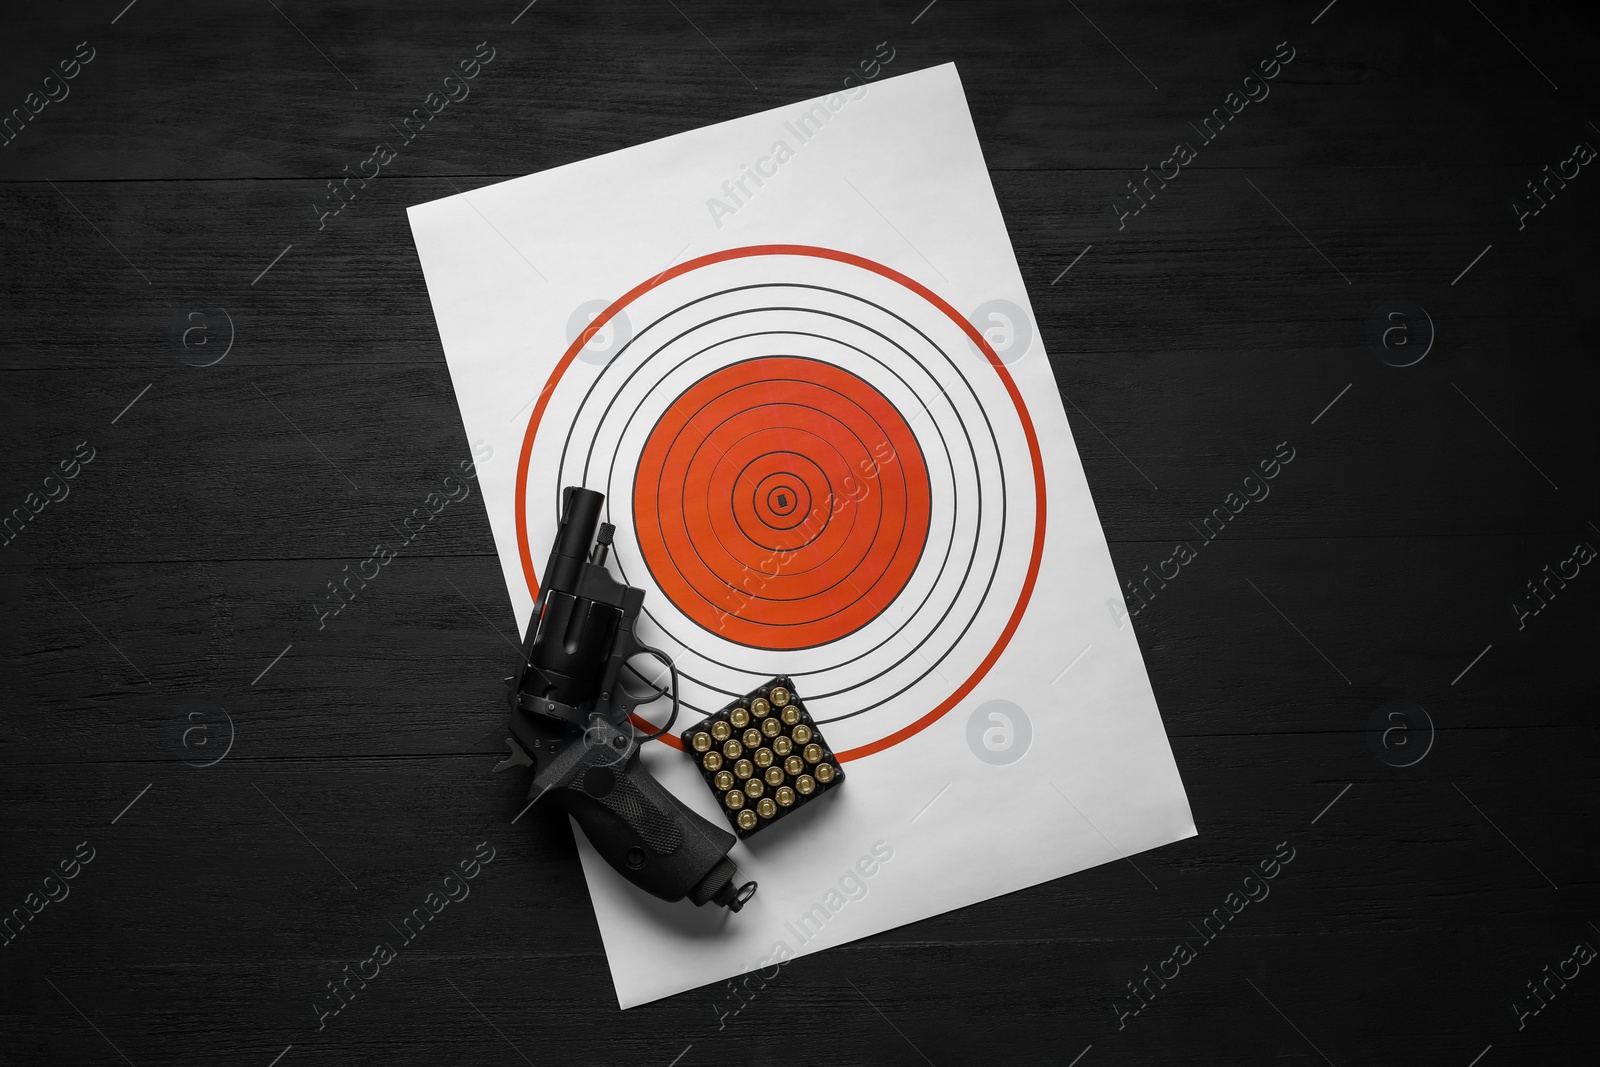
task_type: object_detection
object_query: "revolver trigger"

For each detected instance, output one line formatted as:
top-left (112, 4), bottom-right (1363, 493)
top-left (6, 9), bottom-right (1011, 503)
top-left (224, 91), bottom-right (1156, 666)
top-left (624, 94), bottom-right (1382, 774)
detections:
top-left (493, 737), bottom-right (534, 774)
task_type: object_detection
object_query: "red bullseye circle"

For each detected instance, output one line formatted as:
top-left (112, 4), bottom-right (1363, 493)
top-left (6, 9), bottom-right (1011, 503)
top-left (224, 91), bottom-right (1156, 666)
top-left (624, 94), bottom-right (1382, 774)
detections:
top-left (634, 357), bottom-right (931, 650)
top-left (739, 459), bottom-right (823, 542)
top-left (751, 469), bottom-right (811, 531)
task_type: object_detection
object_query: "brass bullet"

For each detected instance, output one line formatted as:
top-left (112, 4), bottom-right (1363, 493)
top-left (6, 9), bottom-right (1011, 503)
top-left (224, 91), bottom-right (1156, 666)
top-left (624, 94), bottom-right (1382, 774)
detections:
top-left (711, 720), bottom-right (732, 742)
top-left (781, 705), bottom-right (801, 726)
top-left (725, 789), bottom-right (745, 810)
top-left (744, 778), bottom-right (764, 799)
top-left (757, 797), bottom-right (777, 819)
top-left (769, 686), bottom-right (791, 707)
top-left (703, 752), bottom-right (723, 772)
top-left (733, 758), bottom-right (754, 780)
top-left (761, 716), bottom-right (782, 738)
top-left (750, 697), bottom-right (771, 717)
top-left (784, 754), bottom-right (805, 776)
top-left (791, 724), bottom-right (812, 745)
top-left (796, 774), bottom-right (816, 795)
top-left (737, 809), bottom-right (758, 830)
top-left (803, 743), bottom-right (823, 763)
top-left (815, 762), bottom-right (835, 784)
top-left (775, 785), bottom-right (796, 807)
top-left (723, 738), bottom-right (743, 760)
top-left (753, 747), bottom-right (774, 768)
top-left (743, 728), bottom-right (762, 748)
top-left (729, 707), bottom-right (750, 728)
top-left (691, 732), bottom-right (712, 753)
top-left (714, 769), bottom-right (735, 791)
top-left (773, 736), bottom-right (793, 757)
top-left (765, 765), bottom-right (785, 787)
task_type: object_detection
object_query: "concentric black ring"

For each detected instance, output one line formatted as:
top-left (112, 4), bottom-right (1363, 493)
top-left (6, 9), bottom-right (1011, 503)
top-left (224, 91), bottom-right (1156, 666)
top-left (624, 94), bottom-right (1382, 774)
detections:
top-left (551, 280), bottom-right (1010, 726)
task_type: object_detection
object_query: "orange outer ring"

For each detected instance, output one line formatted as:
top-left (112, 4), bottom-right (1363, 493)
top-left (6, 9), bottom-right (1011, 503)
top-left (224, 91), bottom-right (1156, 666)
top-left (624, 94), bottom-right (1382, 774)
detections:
top-left (514, 245), bottom-right (1047, 762)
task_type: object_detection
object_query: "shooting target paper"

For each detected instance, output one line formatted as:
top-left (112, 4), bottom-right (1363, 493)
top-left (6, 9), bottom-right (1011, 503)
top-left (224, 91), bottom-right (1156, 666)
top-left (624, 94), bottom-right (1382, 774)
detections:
top-left (408, 63), bottom-right (1194, 1008)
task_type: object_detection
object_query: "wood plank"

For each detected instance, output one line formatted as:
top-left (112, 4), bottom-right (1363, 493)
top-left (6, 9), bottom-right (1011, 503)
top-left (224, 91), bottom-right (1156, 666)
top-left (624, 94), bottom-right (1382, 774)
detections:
top-left (1, 531), bottom-right (1592, 767)
top-left (0, 729), bottom-right (1592, 1064)
top-left (2, 1), bottom-right (1595, 180)
top-left (0, 167), bottom-right (1595, 557)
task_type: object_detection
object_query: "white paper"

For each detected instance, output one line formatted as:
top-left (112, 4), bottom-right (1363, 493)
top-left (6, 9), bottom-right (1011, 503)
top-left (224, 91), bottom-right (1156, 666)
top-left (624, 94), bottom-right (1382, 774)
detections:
top-left (407, 63), bottom-right (1194, 1009)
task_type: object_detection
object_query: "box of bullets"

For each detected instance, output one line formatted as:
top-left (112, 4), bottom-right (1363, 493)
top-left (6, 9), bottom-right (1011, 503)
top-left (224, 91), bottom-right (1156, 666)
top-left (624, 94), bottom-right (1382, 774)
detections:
top-left (680, 677), bottom-right (844, 838)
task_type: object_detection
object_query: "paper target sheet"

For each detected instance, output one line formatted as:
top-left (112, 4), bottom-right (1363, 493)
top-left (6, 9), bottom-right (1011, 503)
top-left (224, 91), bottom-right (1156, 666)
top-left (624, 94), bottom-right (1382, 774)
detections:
top-left (407, 63), bottom-right (1194, 1008)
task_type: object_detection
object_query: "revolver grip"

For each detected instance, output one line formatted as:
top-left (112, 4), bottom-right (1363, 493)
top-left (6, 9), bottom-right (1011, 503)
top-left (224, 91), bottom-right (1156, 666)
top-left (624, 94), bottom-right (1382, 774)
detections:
top-left (551, 745), bottom-right (755, 910)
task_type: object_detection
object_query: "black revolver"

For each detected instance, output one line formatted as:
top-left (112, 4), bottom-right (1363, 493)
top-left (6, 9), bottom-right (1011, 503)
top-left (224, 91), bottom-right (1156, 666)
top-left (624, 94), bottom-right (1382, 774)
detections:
top-left (495, 486), bottom-right (757, 912)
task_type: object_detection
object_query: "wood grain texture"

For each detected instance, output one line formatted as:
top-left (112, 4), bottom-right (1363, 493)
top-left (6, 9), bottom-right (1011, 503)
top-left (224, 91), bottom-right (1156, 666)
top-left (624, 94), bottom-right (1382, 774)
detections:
top-left (2, 1), bottom-right (1596, 1064)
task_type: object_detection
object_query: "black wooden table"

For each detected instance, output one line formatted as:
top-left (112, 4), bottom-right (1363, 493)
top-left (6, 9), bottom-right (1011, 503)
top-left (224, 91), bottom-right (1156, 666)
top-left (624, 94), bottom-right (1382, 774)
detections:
top-left (3, 2), bottom-right (1596, 1064)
